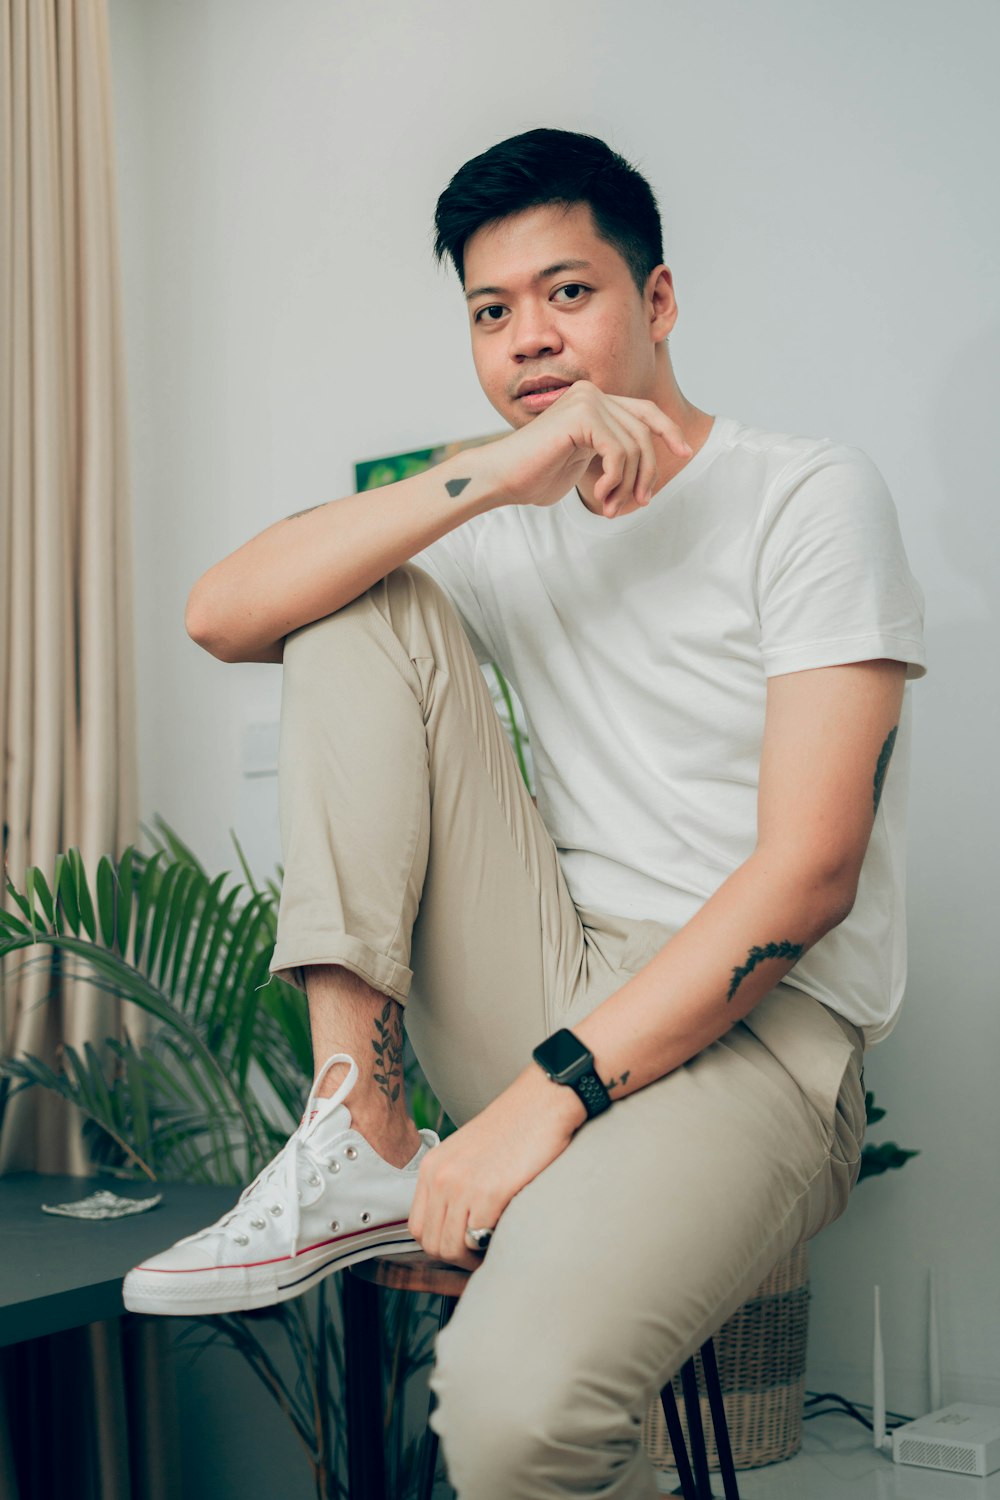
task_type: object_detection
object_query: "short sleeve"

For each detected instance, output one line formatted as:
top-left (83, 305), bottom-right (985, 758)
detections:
top-left (754, 445), bottom-right (927, 680)
top-left (410, 519), bottom-right (498, 668)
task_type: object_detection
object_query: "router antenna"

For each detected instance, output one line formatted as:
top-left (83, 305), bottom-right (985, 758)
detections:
top-left (928, 1267), bottom-right (942, 1410)
top-left (873, 1284), bottom-right (887, 1451)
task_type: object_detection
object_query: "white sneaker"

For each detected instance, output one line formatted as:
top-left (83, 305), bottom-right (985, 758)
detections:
top-left (122, 1051), bottom-right (439, 1316)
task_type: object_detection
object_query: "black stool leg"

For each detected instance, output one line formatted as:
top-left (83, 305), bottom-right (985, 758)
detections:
top-left (659, 1379), bottom-right (699, 1500)
top-left (417, 1295), bottom-right (457, 1500)
top-left (680, 1355), bottom-right (714, 1499)
top-left (343, 1273), bottom-right (387, 1500)
top-left (700, 1336), bottom-right (740, 1500)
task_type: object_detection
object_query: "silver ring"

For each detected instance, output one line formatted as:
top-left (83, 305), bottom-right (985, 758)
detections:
top-left (465, 1225), bottom-right (494, 1251)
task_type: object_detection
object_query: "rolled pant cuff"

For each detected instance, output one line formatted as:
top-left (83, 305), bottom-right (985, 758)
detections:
top-left (268, 934), bottom-right (413, 1005)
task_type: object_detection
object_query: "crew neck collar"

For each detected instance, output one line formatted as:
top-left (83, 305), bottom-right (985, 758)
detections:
top-left (557, 413), bottom-right (732, 534)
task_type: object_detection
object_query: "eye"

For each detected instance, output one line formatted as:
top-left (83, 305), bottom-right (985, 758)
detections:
top-left (553, 283), bottom-right (589, 304)
top-left (472, 284), bottom-right (591, 325)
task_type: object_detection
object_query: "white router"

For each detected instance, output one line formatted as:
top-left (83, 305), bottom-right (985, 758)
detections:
top-left (890, 1405), bottom-right (1000, 1478)
top-left (873, 1276), bottom-right (1000, 1478)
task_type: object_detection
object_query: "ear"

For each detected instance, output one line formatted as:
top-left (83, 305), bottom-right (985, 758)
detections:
top-left (646, 265), bottom-right (677, 341)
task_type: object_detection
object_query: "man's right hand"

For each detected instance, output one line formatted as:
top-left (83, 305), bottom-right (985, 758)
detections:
top-left (478, 380), bottom-right (694, 517)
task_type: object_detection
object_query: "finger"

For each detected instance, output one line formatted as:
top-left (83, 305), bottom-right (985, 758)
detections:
top-left (410, 1158), bottom-right (449, 1254)
top-left (456, 1211), bottom-right (496, 1272)
top-left (415, 1180), bottom-right (450, 1261)
top-left (603, 405), bottom-right (660, 509)
top-left (442, 1197), bottom-right (481, 1269)
top-left (407, 1168), bottom-right (429, 1244)
top-left (460, 1210), bottom-right (497, 1256)
top-left (587, 410), bottom-right (641, 511)
top-left (447, 1246), bottom-right (486, 1273)
top-left (611, 394), bottom-right (694, 458)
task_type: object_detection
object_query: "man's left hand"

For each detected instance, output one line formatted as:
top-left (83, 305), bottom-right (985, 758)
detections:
top-left (407, 1065), bottom-right (583, 1272)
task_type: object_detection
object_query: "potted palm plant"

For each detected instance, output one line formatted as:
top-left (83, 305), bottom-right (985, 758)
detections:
top-left (0, 818), bottom-right (452, 1500)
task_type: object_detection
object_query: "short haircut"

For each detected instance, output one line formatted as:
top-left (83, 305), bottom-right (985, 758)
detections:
top-left (432, 127), bottom-right (665, 301)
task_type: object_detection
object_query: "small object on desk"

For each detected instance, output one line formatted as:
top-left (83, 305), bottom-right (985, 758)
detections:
top-left (40, 1189), bottom-right (163, 1220)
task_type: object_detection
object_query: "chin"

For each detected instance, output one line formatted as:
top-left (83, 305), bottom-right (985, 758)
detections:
top-left (504, 400), bottom-right (532, 427)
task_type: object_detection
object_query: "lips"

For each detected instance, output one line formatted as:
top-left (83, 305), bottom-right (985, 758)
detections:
top-left (518, 386), bottom-right (571, 411)
top-left (516, 378), bottom-right (573, 398)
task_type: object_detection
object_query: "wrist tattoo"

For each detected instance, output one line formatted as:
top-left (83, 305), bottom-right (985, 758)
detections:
top-left (372, 999), bottom-right (404, 1104)
top-left (445, 476), bottom-right (471, 497)
top-left (727, 939), bottom-right (804, 1002)
top-left (604, 1069), bottom-right (631, 1094)
top-left (873, 725), bottom-right (898, 815)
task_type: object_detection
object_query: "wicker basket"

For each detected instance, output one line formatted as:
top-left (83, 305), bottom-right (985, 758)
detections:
top-left (641, 1241), bottom-right (811, 1472)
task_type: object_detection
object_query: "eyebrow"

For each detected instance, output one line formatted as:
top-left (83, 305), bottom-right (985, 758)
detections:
top-left (464, 259), bottom-right (595, 303)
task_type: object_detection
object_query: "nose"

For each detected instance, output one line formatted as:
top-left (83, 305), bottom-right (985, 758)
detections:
top-left (508, 302), bottom-right (564, 362)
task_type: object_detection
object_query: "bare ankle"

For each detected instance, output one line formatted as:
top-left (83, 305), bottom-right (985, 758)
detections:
top-left (307, 973), bottom-right (408, 1110)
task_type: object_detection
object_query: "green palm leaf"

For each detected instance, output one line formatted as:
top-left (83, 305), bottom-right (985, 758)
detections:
top-left (95, 856), bottom-right (117, 948)
top-left (2, 1042), bottom-right (156, 1179)
top-left (115, 846), bottom-right (135, 956)
top-left (181, 871), bottom-right (232, 1009)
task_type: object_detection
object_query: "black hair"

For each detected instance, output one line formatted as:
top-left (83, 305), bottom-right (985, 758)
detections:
top-left (432, 127), bottom-right (665, 302)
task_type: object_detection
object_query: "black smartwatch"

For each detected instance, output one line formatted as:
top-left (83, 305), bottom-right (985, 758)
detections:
top-left (532, 1028), bottom-right (612, 1119)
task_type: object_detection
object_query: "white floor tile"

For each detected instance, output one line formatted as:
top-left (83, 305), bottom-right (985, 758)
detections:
top-left (653, 1412), bottom-right (1000, 1498)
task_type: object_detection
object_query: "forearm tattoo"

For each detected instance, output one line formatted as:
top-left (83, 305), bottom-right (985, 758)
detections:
top-left (285, 503), bottom-right (324, 520)
top-left (727, 940), bottom-right (804, 1002)
top-left (873, 725), bottom-right (898, 815)
top-left (372, 999), bottom-right (404, 1104)
top-left (604, 1069), bottom-right (631, 1095)
top-left (445, 476), bottom-right (471, 497)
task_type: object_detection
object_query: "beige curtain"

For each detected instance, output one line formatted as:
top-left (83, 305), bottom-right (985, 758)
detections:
top-left (0, 4), bottom-right (177, 1496)
top-left (0, 0), bottom-right (143, 1168)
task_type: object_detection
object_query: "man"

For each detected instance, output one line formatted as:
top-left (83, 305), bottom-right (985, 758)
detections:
top-left (124, 128), bottom-right (926, 1497)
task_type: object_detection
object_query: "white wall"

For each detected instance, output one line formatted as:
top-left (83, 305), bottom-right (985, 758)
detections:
top-left (108, 0), bottom-right (999, 1420)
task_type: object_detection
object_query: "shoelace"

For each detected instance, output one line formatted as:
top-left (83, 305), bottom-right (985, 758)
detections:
top-left (175, 1126), bottom-right (329, 1257)
top-left (186, 1051), bottom-right (364, 1258)
top-left (219, 1128), bottom-right (327, 1255)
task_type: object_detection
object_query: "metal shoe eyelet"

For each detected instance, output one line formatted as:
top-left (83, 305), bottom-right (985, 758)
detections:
top-left (270, 1204), bottom-right (283, 1216)
top-left (234, 1232), bottom-right (249, 1245)
top-left (330, 1220), bottom-right (340, 1232)
top-left (327, 1159), bottom-right (341, 1173)
top-left (360, 1211), bottom-right (371, 1224)
top-left (308, 1172), bottom-right (320, 1186)
top-left (344, 1145), bottom-right (359, 1160)
top-left (251, 1216), bottom-right (266, 1229)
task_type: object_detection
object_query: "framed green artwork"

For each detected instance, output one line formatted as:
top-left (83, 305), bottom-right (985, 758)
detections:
top-left (353, 429), bottom-right (505, 494)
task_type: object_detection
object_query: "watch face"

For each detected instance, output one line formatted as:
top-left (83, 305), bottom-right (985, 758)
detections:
top-left (535, 1027), bottom-right (591, 1082)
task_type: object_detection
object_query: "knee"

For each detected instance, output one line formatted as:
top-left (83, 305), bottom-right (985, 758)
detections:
top-left (280, 569), bottom-right (402, 674)
top-left (381, 559), bottom-right (454, 622)
top-left (428, 1368), bottom-right (556, 1497)
top-left (280, 598), bottom-right (353, 672)
top-left (281, 563), bottom-right (445, 658)
top-left (429, 1315), bottom-right (642, 1497)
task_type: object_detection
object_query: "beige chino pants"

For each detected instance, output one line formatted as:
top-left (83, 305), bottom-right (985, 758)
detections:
top-left (267, 562), bottom-right (867, 1500)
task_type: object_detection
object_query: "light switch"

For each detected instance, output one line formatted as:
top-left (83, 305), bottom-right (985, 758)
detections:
top-left (242, 720), bottom-right (280, 778)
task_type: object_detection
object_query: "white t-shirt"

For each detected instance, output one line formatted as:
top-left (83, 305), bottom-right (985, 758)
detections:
top-left (410, 413), bottom-right (927, 1046)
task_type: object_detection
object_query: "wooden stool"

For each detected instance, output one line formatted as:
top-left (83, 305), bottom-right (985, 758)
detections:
top-left (343, 1251), bottom-right (741, 1500)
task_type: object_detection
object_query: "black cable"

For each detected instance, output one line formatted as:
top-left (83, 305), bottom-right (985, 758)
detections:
top-left (804, 1389), bottom-right (914, 1431)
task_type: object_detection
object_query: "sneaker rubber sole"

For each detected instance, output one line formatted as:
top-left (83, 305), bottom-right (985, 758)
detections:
top-left (123, 1219), bottom-right (424, 1316)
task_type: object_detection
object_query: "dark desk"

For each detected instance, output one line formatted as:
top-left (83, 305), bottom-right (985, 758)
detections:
top-left (0, 1170), bottom-right (238, 1347)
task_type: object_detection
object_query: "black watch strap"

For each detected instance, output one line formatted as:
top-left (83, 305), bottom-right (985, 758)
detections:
top-left (532, 1028), bottom-right (614, 1120)
top-left (574, 1068), bottom-right (612, 1118)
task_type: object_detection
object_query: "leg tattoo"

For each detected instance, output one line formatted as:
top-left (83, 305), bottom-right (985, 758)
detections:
top-left (372, 998), bottom-right (404, 1104)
